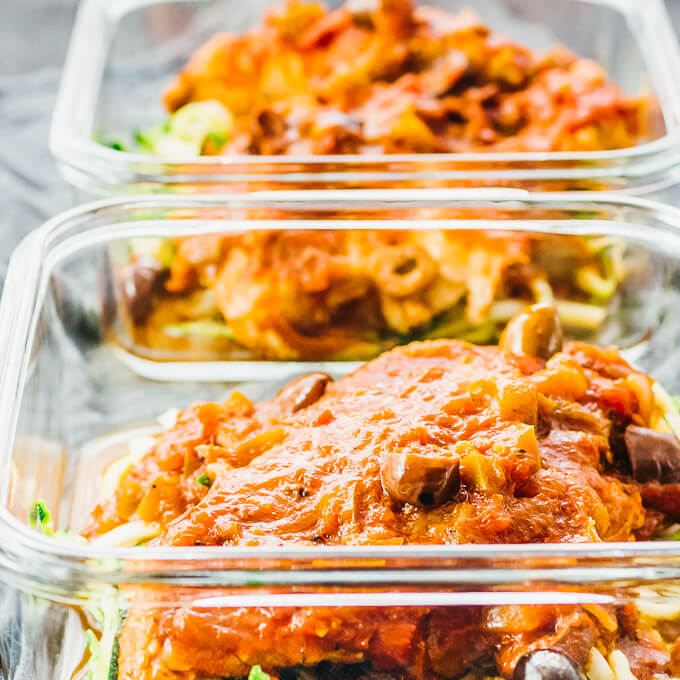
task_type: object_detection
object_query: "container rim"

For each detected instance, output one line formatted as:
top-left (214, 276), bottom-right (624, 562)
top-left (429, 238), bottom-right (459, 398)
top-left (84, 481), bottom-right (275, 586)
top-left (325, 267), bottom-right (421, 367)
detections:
top-left (49, 0), bottom-right (680, 193)
top-left (4, 190), bottom-right (680, 592)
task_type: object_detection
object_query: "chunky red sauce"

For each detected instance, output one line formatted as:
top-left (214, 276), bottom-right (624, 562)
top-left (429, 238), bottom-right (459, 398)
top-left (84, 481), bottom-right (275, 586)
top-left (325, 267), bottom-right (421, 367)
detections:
top-left (88, 340), bottom-right (659, 546)
top-left (164, 0), bottom-right (651, 155)
top-left (86, 331), bottom-right (680, 680)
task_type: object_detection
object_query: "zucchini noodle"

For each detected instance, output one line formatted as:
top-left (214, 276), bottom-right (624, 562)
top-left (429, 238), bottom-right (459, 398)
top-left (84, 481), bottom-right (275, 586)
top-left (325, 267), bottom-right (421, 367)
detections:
top-left (576, 266), bottom-right (617, 300)
top-left (91, 521), bottom-right (161, 548)
top-left (554, 300), bottom-right (607, 330)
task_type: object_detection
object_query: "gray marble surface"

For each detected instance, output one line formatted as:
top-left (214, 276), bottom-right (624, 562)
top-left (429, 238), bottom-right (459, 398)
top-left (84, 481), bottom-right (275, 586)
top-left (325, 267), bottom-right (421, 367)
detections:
top-left (1, 0), bottom-right (680, 285)
top-left (1, 1), bottom-right (80, 283)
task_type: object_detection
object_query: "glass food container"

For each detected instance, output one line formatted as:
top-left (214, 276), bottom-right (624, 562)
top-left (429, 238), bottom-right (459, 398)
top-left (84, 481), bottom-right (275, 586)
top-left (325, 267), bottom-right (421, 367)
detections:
top-left (33, 187), bottom-right (680, 383)
top-left (2, 192), bottom-right (680, 679)
top-left (50, 0), bottom-right (680, 196)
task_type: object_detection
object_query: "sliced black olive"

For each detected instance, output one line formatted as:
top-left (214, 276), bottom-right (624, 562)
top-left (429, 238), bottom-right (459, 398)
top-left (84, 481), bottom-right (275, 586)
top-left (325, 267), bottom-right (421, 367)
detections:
top-left (624, 425), bottom-right (680, 484)
top-left (119, 257), bottom-right (166, 325)
top-left (276, 372), bottom-right (333, 413)
top-left (513, 650), bottom-right (585, 680)
top-left (500, 303), bottom-right (563, 361)
top-left (256, 109), bottom-right (287, 138)
top-left (380, 450), bottom-right (460, 507)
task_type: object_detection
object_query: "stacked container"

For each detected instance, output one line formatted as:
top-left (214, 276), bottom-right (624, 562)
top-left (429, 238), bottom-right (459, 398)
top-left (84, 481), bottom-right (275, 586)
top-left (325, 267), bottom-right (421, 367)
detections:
top-left (50, 0), bottom-right (680, 195)
top-left (4, 0), bottom-right (680, 679)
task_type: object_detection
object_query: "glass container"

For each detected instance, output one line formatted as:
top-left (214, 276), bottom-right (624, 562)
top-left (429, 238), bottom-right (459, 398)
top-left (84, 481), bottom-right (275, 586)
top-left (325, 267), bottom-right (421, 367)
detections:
top-left (50, 0), bottom-right (680, 195)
